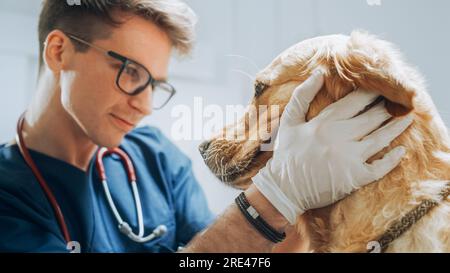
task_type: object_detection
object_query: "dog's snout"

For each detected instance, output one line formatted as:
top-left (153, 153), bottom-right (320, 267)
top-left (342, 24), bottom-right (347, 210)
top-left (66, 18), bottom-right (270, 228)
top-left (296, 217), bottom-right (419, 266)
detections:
top-left (199, 140), bottom-right (211, 157)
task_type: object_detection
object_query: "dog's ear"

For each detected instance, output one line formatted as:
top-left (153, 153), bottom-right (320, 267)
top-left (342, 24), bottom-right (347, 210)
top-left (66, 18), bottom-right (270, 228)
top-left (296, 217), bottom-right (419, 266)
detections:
top-left (255, 32), bottom-right (423, 117)
top-left (332, 31), bottom-right (422, 116)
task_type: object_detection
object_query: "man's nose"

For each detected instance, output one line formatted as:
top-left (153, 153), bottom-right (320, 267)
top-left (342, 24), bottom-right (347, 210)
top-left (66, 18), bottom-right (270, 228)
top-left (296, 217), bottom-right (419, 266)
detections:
top-left (129, 87), bottom-right (152, 116)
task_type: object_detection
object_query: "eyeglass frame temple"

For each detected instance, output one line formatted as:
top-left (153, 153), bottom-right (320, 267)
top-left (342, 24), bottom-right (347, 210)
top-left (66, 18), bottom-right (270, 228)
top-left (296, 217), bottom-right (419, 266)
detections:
top-left (66, 34), bottom-right (176, 109)
top-left (67, 34), bottom-right (111, 57)
top-left (67, 34), bottom-right (150, 89)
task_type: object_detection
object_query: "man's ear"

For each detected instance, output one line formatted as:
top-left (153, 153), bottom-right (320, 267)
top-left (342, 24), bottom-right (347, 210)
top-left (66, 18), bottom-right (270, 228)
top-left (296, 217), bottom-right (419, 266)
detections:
top-left (43, 30), bottom-right (74, 74)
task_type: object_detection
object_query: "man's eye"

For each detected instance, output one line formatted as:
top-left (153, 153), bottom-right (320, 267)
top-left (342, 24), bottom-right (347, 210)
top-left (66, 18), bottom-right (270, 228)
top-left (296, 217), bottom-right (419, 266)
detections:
top-left (124, 66), bottom-right (140, 81)
top-left (125, 67), bottom-right (138, 77)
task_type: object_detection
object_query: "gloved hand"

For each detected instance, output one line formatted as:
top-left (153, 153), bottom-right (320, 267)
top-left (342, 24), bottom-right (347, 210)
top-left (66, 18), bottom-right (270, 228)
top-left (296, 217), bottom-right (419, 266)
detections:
top-left (252, 70), bottom-right (413, 225)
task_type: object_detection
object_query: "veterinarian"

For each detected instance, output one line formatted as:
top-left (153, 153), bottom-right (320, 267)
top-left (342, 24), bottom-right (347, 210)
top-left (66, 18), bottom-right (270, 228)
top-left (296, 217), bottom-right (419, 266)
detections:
top-left (0, 0), bottom-right (412, 252)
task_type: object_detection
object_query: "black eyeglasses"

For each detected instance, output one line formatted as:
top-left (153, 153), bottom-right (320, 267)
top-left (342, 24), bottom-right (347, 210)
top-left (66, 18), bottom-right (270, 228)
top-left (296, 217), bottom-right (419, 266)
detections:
top-left (67, 34), bottom-right (176, 110)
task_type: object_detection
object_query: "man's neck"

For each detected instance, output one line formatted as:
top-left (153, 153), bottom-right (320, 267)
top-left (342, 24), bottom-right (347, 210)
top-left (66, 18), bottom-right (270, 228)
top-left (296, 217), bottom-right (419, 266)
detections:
top-left (21, 74), bottom-right (97, 171)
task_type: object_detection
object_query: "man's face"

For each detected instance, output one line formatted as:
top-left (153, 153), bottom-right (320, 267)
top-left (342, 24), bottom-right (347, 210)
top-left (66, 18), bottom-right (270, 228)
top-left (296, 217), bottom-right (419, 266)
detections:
top-left (59, 14), bottom-right (172, 148)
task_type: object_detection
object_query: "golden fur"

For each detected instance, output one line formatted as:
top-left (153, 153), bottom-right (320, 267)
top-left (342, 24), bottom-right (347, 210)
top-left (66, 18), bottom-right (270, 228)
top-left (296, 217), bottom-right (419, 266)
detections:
top-left (200, 31), bottom-right (450, 252)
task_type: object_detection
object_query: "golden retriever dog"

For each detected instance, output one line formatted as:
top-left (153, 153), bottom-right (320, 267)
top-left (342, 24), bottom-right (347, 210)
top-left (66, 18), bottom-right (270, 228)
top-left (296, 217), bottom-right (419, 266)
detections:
top-left (199, 31), bottom-right (450, 252)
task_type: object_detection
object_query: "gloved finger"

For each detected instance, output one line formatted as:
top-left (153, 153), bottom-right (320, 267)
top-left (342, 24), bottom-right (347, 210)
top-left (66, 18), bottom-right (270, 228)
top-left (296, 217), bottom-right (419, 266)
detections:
top-left (318, 89), bottom-right (379, 121)
top-left (280, 69), bottom-right (324, 127)
top-left (347, 103), bottom-right (392, 140)
top-left (360, 114), bottom-right (413, 161)
top-left (362, 146), bottom-right (406, 185)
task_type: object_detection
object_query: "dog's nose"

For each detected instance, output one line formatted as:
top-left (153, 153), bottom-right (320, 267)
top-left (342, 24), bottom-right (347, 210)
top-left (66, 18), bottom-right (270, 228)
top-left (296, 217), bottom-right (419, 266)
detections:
top-left (198, 140), bottom-right (211, 158)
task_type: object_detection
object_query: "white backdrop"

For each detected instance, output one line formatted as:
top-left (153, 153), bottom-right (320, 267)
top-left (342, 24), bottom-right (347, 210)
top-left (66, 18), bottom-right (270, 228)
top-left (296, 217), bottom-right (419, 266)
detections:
top-left (0, 0), bottom-right (449, 214)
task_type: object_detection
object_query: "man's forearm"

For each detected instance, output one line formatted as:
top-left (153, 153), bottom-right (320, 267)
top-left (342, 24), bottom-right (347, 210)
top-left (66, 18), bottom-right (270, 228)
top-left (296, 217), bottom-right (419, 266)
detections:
top-left (182, 185), bottom-right (290, 253)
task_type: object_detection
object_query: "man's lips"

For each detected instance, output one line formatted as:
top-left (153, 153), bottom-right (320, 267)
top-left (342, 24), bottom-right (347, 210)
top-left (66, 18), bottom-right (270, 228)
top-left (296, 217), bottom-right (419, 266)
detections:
top-left (110, 113), bottom-right (137, 131)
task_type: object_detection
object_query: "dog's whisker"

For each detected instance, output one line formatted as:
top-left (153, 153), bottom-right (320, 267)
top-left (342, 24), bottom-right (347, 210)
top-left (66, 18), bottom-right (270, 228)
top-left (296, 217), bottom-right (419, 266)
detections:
top-left (230, 69), bottom-right (256, 83)
top-left (225, 54), bottom-right (261, 72)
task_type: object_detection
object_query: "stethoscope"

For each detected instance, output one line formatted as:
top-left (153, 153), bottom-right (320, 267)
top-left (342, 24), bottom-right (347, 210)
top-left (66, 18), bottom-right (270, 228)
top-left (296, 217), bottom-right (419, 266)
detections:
top-left (16, 113), bottom-right (167, 245)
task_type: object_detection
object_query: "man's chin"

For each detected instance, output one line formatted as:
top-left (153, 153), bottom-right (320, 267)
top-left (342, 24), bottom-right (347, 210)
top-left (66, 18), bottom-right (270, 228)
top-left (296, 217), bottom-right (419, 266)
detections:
top-left (103, 136), bottom-right (125, 148)
top-left (91, 131), bottom-right (126, 149)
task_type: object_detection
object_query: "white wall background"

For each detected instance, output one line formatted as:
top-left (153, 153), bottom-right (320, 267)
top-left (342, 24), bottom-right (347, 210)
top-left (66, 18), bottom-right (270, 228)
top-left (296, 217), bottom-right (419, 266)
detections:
top-left (0, 0), bottom-right (449, 215)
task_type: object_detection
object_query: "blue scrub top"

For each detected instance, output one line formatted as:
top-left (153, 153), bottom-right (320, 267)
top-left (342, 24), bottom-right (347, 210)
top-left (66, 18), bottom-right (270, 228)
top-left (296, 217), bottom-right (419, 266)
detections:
top-left (0, 126), bottom-right (215, 252)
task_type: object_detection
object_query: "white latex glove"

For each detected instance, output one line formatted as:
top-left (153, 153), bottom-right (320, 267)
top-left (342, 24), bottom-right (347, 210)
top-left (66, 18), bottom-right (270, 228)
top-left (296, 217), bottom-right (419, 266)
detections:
top-left (252, 70), bottom-right (413, 224)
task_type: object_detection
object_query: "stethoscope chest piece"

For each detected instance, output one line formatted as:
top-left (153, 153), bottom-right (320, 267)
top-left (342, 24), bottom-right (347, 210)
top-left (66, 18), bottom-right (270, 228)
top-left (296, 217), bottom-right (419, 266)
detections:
top-left (96, 147), bottom-right (167, 243)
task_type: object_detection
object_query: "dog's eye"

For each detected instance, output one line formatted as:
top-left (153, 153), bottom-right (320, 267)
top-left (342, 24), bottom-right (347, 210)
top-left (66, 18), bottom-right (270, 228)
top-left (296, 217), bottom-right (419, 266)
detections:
top-left (254, 82), bottom-right (268, 97)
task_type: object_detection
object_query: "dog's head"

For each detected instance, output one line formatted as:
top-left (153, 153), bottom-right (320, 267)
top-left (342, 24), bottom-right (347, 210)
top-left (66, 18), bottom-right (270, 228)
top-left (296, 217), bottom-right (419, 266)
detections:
top-left (200, 31), bottom-right (432, 189)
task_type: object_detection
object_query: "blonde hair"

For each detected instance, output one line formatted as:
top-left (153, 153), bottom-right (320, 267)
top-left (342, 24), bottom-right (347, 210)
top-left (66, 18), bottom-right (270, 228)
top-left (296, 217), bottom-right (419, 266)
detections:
top-left (38, 0), bottom-right (197, 68)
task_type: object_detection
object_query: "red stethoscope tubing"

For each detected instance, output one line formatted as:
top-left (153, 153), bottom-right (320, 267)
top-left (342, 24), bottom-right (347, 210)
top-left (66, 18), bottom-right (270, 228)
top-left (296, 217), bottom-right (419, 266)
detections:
top-left (16, 113), bottom-right (71, 243)
top-left (96, 147), bottom-right (136, 183)
top-left (16, 113), bottom-right (138, 244)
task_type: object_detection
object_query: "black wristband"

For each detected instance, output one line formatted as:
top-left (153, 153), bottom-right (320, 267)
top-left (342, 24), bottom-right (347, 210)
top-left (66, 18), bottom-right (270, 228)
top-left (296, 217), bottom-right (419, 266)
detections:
top-left (235, 192), bottom-right (286, 243)
top-left (235, 195), bottom-right (280, 243)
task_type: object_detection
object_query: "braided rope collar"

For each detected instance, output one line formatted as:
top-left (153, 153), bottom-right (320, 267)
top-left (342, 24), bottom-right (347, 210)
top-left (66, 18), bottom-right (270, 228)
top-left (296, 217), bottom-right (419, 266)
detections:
top-left (369, 181), bottom-right (450, 253)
